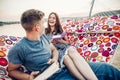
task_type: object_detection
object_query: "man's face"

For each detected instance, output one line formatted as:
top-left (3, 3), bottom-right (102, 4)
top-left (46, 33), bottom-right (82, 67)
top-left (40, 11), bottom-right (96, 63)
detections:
top-left (38, 18), bottom-right (45, 34)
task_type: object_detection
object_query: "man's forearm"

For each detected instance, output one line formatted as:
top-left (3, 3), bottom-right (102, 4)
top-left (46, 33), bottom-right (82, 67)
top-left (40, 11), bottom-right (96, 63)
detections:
top-left (52, 49), bottom-right (59, 60)
top-left (8, 70), bottom-right (30, 80)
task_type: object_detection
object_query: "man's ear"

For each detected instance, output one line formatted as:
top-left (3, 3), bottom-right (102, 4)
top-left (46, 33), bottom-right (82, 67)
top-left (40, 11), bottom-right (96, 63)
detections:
top-left (34, 24), bottom-right (40, 32)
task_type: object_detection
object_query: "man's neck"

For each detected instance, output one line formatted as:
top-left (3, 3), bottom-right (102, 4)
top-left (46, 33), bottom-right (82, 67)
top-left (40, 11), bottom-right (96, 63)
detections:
top-left (26, 32), bottom-right (41, 41)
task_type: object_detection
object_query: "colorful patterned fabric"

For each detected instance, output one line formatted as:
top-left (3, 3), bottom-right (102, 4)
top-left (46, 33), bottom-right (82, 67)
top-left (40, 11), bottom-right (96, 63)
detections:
top-left (0, 35), bottom-right (22, 79)
top-left (62, 15), bottom-right (120, 62)
top-left (0, 15), bottom-right (120, 79)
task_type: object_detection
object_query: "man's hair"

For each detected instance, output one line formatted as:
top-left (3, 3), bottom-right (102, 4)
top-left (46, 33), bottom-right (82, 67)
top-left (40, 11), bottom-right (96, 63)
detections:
top-left (21, 9), bottom-right (45, 31)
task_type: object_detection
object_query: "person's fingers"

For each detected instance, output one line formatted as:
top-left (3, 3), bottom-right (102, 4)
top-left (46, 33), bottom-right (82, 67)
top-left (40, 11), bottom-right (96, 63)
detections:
top-left (56, 62), bottom-right (59, 66)
top-left (31, 71), bottom-right (39, 76)
top-left (52, 59), bottom-right (57, 63)
top-left (47, 59), bottom-right (52, 64)
top-left (29, 71), bottom-right (39, 80)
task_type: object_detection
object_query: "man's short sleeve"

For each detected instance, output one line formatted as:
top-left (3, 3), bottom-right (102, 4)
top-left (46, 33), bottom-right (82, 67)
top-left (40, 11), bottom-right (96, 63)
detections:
top-left (7, 45), bottom-right (23, 64)
top-left (42, 34), bottom-right (50, 44)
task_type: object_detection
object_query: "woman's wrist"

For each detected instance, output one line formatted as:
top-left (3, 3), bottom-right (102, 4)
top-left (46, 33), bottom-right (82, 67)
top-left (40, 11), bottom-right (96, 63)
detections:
top-left (67, 41), bottom-right (70, 45)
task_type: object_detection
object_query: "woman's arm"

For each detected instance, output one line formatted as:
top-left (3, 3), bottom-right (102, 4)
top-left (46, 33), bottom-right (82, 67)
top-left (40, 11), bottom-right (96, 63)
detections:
top-left (57, 34), bottom-right (72, 45)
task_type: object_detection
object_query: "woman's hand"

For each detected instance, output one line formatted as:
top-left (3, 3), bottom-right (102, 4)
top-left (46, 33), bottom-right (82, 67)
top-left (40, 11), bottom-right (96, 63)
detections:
top-left (57, 39), bottom-right (63, 43)
top-left (51, 40), bottom-right (57, 44)
top-left (57, 39), bottom-right (70, 44)
top-left (29, 71), bottom-right (39, 80)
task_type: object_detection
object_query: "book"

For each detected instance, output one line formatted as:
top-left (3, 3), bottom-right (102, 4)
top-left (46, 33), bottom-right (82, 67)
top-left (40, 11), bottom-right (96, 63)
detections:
top-left (52, 35), bottom-right (62, 40)
top-left (52, 32), bottom-right (67, 40)
top-left (34, 63), bottom-right (60, 80)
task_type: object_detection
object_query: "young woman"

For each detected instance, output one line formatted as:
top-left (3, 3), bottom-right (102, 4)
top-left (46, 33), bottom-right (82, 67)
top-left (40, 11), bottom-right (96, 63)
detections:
top-left (46, 12), bottom-right (98, 80)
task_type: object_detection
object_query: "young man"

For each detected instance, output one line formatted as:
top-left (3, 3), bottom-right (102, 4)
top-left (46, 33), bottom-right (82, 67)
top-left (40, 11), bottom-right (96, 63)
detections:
top-left (7, 9), bottom-right (59, 80)
top-left (7, 9), bottom-right (120, 80)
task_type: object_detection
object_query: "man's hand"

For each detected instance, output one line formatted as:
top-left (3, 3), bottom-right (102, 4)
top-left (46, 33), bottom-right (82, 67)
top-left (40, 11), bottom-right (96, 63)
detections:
top-left (29, 71), bottom-right (39, 80)
top-left (47, 59), bottom-right (58, 64)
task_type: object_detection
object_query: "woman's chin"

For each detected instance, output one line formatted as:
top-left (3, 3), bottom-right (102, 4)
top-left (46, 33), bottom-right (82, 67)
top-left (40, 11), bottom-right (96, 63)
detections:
top-left (49, 23), bottom-right (55, 27)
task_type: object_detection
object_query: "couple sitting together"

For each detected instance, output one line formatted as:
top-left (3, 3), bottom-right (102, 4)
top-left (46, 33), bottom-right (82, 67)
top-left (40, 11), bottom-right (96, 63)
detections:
top-left (7, 9), bottom-right (120, 80)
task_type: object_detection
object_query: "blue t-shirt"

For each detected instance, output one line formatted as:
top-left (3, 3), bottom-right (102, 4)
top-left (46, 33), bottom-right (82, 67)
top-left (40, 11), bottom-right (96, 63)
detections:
top-left (8, 34), bottom-right (52, 73)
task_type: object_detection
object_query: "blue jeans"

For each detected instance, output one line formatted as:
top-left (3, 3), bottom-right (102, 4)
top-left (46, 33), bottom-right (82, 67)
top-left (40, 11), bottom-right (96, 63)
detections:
top-left (88, 62), bottom-right (120, 80)
top-left (48, 67), bottom-right (76, 80)
top-left (48, 62), bottom-right (120, 80)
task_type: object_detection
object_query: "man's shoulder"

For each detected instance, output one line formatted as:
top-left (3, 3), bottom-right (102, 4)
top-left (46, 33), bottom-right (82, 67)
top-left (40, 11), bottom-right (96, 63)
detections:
top-left (14, 38), bottom-right (24, 45)
top-left (41, 34), bottom-right (50, 43)
top-left (11, 37), bottom-right (27, 50)
top-left (41, 34), bottom-right (47, 38)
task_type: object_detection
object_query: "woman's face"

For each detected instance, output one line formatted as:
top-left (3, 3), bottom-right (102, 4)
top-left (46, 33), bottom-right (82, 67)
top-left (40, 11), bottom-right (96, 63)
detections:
top-left (48, 14), bottom-right (56, 27)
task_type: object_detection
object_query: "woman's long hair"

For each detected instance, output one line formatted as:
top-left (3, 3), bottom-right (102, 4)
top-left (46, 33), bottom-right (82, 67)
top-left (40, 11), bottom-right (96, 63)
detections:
top-left (46, 12), bottom-right (63, 35)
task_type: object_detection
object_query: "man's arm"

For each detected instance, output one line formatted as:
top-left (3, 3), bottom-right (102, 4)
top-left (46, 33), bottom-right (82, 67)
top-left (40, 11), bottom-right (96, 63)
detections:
top-left (49, 43), bottom-right (59, 63)
top-left (7, 62), bottom-right (39, 80)
top-left (34, 43), bottom-right (60, 80)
